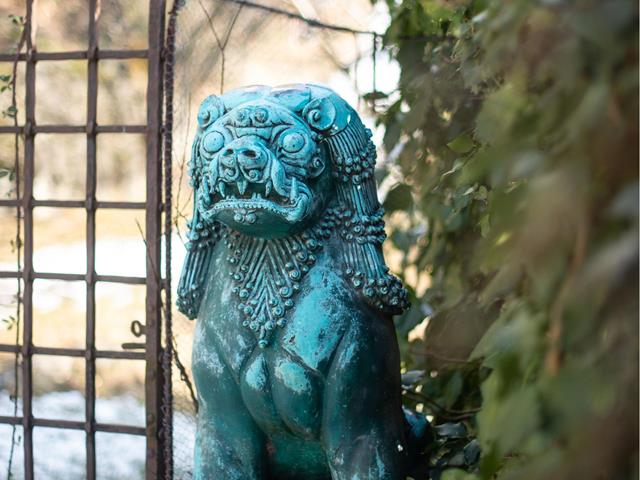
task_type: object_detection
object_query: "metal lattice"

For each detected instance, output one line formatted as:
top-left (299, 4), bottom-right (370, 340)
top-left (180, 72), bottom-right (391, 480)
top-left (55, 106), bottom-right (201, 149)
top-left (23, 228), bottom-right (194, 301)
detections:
top-left (1, 1), bottom-right (383, 478)
top-left (0, 1), bottom-right (171, 478)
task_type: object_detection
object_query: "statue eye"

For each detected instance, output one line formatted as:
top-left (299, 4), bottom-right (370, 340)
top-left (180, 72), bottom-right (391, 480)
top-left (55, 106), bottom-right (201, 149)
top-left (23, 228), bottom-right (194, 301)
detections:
top-left (202, 131), bottom-right (225, 155)
top-left (281, 131), bottom-right (306, 154)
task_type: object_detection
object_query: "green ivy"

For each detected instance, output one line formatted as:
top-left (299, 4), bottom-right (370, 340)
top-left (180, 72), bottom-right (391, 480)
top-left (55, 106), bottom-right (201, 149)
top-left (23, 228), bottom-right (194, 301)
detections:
top-left (376, 0), bottom-right (639, 478)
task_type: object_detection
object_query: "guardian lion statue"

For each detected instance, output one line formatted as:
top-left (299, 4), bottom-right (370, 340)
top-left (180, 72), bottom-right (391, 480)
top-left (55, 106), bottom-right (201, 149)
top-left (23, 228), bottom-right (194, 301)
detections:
top-left (177, 84), bottom-right (427, 480)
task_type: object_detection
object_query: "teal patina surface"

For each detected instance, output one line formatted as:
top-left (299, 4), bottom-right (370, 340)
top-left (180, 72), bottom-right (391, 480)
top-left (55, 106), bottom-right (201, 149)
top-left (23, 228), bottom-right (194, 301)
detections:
top-left (177, 84), bottom-right (428, 479)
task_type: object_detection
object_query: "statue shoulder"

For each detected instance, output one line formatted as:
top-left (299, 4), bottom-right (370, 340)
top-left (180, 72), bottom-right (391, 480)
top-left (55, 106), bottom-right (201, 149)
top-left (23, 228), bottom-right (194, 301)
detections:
top-left (279, 262), bottom-right (387, 374)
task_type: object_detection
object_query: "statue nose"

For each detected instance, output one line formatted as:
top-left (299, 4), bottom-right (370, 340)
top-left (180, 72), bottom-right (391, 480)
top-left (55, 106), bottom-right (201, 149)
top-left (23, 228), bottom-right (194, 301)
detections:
top-left (236, 147), bottom-right (268, 182)
top-left (219, 148), bottom-right (240, 181)
top-left (218, 143), bottom-right (269, 184)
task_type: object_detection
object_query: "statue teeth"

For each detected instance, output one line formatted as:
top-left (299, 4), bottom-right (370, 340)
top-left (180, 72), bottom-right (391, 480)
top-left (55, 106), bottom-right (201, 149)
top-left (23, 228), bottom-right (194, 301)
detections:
top-left (219, 182), bottom-right (227, 197)
top-left (290, 177), bottom-right (298, 203)
top-left (265, 180), bottom-right (272, 197)
top-left (271, 162), bottom-right (287, 196)
top-left (238, 179), bottom-right (248, 195)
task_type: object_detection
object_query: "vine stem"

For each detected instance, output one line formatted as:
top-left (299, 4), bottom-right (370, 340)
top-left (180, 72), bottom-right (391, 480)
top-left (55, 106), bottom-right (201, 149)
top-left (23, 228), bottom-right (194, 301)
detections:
top-left (7, 15), bottom-right (27, 480)
top-left (545, 218), bottom-right (589, 375)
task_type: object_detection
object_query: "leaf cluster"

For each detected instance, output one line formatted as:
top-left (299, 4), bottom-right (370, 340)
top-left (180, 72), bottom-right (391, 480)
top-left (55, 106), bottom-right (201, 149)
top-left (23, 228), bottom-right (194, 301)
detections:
top-left (376, 0), bottom-right (639, 478)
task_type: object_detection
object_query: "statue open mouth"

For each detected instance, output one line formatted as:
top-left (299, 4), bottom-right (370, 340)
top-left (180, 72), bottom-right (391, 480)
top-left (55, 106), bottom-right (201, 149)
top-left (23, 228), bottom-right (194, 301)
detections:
top-left (197, 172), bottom-right (311, 225)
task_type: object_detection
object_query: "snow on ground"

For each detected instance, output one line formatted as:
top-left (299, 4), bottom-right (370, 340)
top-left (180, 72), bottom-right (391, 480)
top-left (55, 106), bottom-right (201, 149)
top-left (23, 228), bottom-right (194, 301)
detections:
top-left (0, 390), bottom-right (196, 479)
top-left (0, 390), bottom-right (145, 479)
top-left (0, 233), bottom-right (198, 478)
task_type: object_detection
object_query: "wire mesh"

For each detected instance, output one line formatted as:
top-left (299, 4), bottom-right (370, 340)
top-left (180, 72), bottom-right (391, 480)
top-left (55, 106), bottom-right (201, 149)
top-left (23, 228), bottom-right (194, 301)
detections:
top-left (166, 1), bottom-right (388, 477)
top-left (0, 1), bottom-right (168, 478)
top-left (1, 1), bottom-right (391, 478)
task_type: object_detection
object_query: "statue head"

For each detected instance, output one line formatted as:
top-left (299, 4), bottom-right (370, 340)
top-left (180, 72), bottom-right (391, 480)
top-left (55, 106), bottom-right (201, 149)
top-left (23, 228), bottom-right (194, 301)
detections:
top-left (180, 84), bottom-right (408, 319)
top-left (191, 85), bottom-right (351, 238)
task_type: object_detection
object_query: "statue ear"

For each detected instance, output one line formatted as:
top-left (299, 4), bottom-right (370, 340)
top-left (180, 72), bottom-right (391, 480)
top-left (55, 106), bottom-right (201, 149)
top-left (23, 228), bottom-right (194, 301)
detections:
top-left (177, 126), bottom-right (220, 320)
top-left (301, 95), bottom-right (350, 136)
top-left (197, 95), bottom-right (225, 128)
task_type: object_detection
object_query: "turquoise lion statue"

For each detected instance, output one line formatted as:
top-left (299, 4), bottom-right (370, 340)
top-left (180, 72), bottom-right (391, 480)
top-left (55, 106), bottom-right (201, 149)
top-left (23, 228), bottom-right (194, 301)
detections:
top-left (177, 84), bottom-right (428, 479)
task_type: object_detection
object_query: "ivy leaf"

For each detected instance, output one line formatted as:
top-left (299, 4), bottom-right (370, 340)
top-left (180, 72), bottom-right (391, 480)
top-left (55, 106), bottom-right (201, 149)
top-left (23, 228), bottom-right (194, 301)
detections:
top-left (435, 422), bottom-right (468, 439)
top-left (447, 132), bottom-right (475, 154)
top-left (384, 183), bottom-right (413, 213)
top-left (362, 91), bottom-right (389, 101)
top-left (401, 370), bottom-right (426, 388)
top-left (440, 469), bottom-right (479, 480)
top-left (3, 105), bottom-right (18, 118)
top-left (463, 439), bottom-right (481, 465)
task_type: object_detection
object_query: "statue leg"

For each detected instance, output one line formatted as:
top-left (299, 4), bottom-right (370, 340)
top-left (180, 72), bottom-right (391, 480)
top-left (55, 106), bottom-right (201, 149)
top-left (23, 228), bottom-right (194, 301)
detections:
top-left (321, 327), bottom-right (408, 480)
top-left (192, 335), bottom-right (266, 479)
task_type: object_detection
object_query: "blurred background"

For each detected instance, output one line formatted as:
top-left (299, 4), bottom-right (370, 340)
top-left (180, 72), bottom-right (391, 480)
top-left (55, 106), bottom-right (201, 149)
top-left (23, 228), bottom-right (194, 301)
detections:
top-left (0, 0), bottom-right (395, 478)
top-left (0, 0), bottom-right (638, 479)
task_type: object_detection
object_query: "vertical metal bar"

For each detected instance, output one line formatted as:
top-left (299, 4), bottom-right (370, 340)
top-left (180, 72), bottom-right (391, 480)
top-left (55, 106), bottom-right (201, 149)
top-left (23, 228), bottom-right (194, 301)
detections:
top-left (162, 4), bottom-right (181, 477)
top-left (22, 1), bottom-right (36, 479)
top-left (85, 1), bottom-right (99, 478)
top-left (146, 0), bottom-right (166, 478)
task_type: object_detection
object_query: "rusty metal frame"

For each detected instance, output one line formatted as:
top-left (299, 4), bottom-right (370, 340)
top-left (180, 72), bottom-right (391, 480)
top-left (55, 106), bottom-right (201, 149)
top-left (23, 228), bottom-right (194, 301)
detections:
top-left (0, 1), bottom-right (169, 478)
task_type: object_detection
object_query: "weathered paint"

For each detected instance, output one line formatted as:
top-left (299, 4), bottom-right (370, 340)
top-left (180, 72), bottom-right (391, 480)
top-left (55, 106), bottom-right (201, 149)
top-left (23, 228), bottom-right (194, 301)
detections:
top-left (178, 84), bottom-right (427, 479)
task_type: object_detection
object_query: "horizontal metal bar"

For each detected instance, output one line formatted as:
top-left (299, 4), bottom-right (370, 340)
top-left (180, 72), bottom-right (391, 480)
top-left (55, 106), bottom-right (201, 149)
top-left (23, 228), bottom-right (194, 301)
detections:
top-left (33, 346), bottom-right (83, 357)
top-left (0, 344), bottom-right (19, 353)
top-left (96, 423), bottom-right (146, 435)
top-left (33, 125), bottom-right (84, 134)
top-left (0, 49), bottom-right (148, 62)
top-left (0, 271), bottom-right (147, 285)
top-left (96, 349), bottom-right (145, 360)
top-left (0, 271), bottom-right (20, 279)
top-left (0, 125), bottom-right (146, 134)
top-left (0, 344), bottom-right (145, 360)
top-left (0, 415), bottom-right (20, 425)
top-left (33, 346), bottom-right (145, 360)
top-left (35, 272), bottom-right (85, 281)
top-left (0, 199), bottom-right (147, 209)
top-left (33, 199), bottom-right (85, 208)
top-left (97, 125), bottom-right (146, 134)
top-left (96, 274), bottom-right (147, 285)
top-left (34, 418), bottom-right (86, 429)
top-left (97, 201), bottom-right (146, 209)
top-left (0, 416), bottom-right (145, 436)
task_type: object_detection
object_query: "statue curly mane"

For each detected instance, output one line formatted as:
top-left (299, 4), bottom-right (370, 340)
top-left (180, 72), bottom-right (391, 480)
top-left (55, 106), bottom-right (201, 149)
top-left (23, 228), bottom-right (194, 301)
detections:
top-left (177, 84), bottom-right (408, 347)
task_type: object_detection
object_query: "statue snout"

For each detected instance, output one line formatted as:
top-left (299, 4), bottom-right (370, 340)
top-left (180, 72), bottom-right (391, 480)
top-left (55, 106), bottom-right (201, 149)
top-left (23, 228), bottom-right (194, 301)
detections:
top-left (216, 139), bottom-right (271, 185)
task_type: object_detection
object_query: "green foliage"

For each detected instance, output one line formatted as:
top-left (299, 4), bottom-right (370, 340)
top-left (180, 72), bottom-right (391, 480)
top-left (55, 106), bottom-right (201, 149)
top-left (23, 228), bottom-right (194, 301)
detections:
top-left (377, 0), bottom-right (639, 478)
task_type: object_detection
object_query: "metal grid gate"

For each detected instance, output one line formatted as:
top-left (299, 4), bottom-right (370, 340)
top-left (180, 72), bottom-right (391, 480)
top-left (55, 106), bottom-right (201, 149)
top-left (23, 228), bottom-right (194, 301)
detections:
top-left (0, 1), bottom-right (170, 478)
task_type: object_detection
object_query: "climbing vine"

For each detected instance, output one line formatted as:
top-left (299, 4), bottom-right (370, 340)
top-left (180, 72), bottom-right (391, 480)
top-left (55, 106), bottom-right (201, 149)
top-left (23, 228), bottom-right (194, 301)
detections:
top-left (375, 1), bottom-right (639, 478)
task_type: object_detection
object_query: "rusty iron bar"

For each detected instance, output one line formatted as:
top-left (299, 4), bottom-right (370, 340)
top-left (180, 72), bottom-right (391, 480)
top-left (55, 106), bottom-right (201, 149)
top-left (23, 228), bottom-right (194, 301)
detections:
top-left (0, 49), bottom-right (148, 62)
top-left (84, 1), bottom-right (100, 475)
top-left (0, 416), bottom-right (146, 436)
top-left (160, 2), bottom-right (184, 477)
top-left (0, 344), bottom-right (146, 360)
top-left (0, 1), bottom-right (170, 477)
top-left (21, 1), bottom-right (36, 478)
top-left (145, 0), bottom-right (167, 478)
top-left (0, 271), bottom-right (147, 285)
top-left (0, 199), bottom-right (147, 209)
top-left (0, 125), bottom-right (147, 134)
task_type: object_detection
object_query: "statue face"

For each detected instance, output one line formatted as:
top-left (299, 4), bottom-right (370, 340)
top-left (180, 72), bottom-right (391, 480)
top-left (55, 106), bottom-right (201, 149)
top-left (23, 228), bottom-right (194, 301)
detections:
top-left (195, 101), bottom-right (330, 237)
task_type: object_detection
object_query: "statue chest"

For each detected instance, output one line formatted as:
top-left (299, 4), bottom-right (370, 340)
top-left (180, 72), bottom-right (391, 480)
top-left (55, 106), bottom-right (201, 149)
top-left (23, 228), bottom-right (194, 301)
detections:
top-left (196, 251), bottom-right (353, 438)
